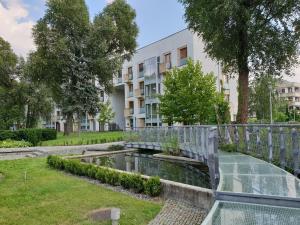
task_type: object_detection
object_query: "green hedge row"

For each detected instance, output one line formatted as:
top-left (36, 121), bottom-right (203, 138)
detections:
top-left (47, 155), bottom-right (161, 197)
top-left (0, 129), bottom-right (57, 146)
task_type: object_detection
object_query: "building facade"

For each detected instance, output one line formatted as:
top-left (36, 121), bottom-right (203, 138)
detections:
top-left (112, 29), bottom-right (238, 129)
top-left (44, 29), bottom-right (238, 131)
top-left (276, 80), bottom-right (300, 111)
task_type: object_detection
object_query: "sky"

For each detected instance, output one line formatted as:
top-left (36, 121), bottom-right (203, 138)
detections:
top-left (0, 0), bottom-right (186, 56)
top-left (0, 0), bottom-right (299, 82)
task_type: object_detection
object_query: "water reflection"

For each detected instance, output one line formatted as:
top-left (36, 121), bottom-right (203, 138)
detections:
top-left (89, 152), bottom-right (210, 188)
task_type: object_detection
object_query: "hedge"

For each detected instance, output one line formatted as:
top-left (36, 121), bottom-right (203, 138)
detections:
top-left (47, 155), bottom-right (161, 197)
top-left (0, 129), bottom-right (57, 146)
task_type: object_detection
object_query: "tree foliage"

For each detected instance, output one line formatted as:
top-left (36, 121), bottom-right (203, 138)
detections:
top-left (98, 101), bottom-right (115, 127)
top-left (0, 37), bottom-right (17, 88)
top-left (179, 0), bottom-right (300, 123)
top-left (31, 0), bottom-right (138, 134)
top-left (159, 59), bottom-right (229, 125)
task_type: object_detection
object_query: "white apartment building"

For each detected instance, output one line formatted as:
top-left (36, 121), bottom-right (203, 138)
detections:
top-left (112, 29), bottom-right (238, 129)
top-left (44, 29), bottom-right (238, 131)
top-left (276, 80), bottom-right (300, 111)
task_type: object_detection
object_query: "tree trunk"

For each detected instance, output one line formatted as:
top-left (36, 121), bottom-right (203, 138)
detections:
top-left (64, 113), bottom-right (73, 136)
top-left (236, 70), bottom-right (249, 123)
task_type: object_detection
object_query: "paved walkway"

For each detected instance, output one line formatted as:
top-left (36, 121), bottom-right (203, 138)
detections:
top-left (0, 142), bottom-right (124, 160)
top-left (148, 199), bottom-right (207, 225)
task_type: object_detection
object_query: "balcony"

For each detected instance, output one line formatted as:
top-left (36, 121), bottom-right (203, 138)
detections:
top-left (135, 88), bottom-right (144, 98)
top-left (128, 91), bottom-right (133, 98)
top-left (124, 108), bottom-right (134, 117)
top-left (139, 107), bottom-right (145, 114)
top-left (124, 73), bottom-right (133, 83)
top-left (159, 62), bottom-right (172, 74)
top-left (179, 58), bottom-right (187, 67)
top-left (138, 71), bottom-right (144, 78)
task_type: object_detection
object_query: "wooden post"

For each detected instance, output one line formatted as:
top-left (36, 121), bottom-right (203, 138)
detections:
top-left (279, 127), bottom-right (286, 169)
top-left (268, 127), bottom-right (273, 163)
top-left (292, 128), bottom-right (299, 176)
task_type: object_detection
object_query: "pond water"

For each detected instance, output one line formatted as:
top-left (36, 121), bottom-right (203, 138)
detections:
top-left (88, 151), bottom-right (211, 188)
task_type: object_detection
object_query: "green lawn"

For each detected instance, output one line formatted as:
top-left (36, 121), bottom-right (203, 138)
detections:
top-left (40, 131), bottom-right (124, 146)
top-left (0, 158), bottom-right (161, 225)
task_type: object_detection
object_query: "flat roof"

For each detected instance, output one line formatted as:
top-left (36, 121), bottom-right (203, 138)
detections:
top-left (136, 28), bottom-right (189, 51)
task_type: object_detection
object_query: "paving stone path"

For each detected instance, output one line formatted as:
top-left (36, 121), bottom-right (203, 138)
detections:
top-left (148, 199), bottom-right (207, 225)
top-left (0, 142), bottom-right (124, 160)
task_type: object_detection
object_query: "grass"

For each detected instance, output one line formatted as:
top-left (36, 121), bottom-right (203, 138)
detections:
top-left (0, 158), bottom-right (162, 225)
top-left (40, 131), bottom-right (124, 146)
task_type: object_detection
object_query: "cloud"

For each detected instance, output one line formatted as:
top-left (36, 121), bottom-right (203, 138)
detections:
top-left (106, 0), bottom-right (115, 4)
top-left (0, 0), bottom-right (35, 57)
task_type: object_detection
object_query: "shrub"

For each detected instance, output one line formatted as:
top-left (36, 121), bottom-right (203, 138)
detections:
top-left (144, 176), bottom-right (161, 197)
top-left (0, 139), bottom-right (32, 148)
top-left (162, 136), bottom-right (181, 156)
top-left (0, 129), bottom-right (57, 146)
top-left (219, 143), bottom-right (237, 152)
top-left (107, 145), bottom-right (124, 151)
top-left (120, 173), bottom-right (131, 189)
top-left (130, 174), bottom-right (144, 193)
top-left (46, 155), bottom-right (161, 197)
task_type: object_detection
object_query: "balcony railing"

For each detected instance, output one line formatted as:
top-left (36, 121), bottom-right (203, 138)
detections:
top-left (124, 74), bottom-right (133, 83)
top-left (138, 71), bottom-right (144, 78)
top-left (124, 108), bottom-right (134, 117)
top-left (128, 91), bottom-right (133, 97)
top-left (179, 58), bottom-right (187, 67)
top-left (139, 107), bottom-right (145, 114)
top-left (135, 88), bottom-right (145, 98)
top-left (159, 62), bottom-right (172, 74)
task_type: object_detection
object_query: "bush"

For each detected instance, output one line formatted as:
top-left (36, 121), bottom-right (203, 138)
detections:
top-left (107, 144), bottom-right (124, 151)
top-left (219, 143), bottom-right (236, 152)
top-left (47, 155), bottom-right (161, 197)
top-left (0, 139), bottom-right (32, 148)
top-left (144, 176), bottom-right (161, 197)
top-left (130, 174), bottom-right (144, 193)
top-left (0, 129), bottom-right (57, 146)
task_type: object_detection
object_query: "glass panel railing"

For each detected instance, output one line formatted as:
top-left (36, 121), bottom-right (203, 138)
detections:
top-left (139, 107), bottom-right (145, 114)
top-left (179, 58), bottom-right (187, 67)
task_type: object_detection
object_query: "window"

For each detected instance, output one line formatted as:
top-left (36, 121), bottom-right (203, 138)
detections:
top-left (100, 90), bottom-right (104, 102)
top-left (128, 67), bottom-right (133, 79)
top-left (282, 89), bottom-right (285, 93)
top-left (129, 84), bottom-right (133, 92)
top-left (179, 47), bottom-right (187, 66)
top-left (180, 47), bottom-right (187, 59)
top-left (288, 87), bottom-right (293, 93)
top-left (139, 63), bottom-right (144, 72)
top-left (164, 53), bottom-right (172, 69)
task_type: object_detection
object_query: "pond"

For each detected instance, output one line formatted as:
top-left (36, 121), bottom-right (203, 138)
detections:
top-left (86, 150), bottom-right (211, 188)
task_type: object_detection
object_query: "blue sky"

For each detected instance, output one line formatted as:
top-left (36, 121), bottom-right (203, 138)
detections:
top-left (17, 0), bottom-right (187, 49)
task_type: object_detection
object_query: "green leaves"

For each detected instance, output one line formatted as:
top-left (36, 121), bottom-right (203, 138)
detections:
top-left (159, 59), bottom-right (220, 125)
top-left (0, 37), bottom-right (17, 88)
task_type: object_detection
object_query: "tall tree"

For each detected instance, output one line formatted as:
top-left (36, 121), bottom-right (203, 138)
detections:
top-left (179, 0), bottom-right (300, 123)
top-left (159, 59), bottom-right (225, 125)
top-left (0, 37), bottom-right (17, 88)
top-left (32, 0), bottom-right (138, 135)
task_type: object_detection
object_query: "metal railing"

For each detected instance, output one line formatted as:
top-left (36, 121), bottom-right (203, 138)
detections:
top-left (124, 126), bottom-right (220, 190)
top-left (219, 124), bottom-right (300, 176)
